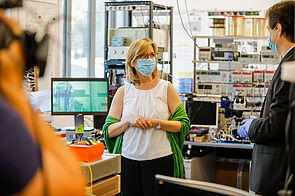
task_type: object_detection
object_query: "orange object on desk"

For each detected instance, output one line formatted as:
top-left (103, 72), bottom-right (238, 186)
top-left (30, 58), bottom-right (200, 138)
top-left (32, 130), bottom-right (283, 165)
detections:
top-left (69, 141), bottom-right (104, 162)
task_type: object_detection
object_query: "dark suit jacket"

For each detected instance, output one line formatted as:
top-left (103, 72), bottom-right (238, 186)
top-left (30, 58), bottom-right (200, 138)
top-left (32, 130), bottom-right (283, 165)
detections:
top-left (248, 47), bottom-right (295, 195)
top-left (286, 80), bottom-right (295, 192)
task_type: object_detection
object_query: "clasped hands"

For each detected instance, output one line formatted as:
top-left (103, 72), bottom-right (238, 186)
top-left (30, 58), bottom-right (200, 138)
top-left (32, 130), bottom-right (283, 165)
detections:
top-left (127, 116), bottom-right (157, 130)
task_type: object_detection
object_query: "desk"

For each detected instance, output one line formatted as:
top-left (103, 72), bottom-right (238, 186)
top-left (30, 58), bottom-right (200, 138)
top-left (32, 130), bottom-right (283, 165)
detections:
top-left (184, 141), bottom-right (253, 150)
top-left (183, 141), bottom-right (252, 191)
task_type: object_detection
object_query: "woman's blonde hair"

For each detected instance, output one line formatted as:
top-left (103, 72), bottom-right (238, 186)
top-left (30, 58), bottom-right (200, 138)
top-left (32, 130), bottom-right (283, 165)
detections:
top-left (125, 38), bottom-right (158, 84)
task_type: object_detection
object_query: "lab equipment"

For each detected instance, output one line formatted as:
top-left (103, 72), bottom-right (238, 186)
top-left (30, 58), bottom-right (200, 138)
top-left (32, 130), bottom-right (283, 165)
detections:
top-left (238, 54), bottom-right (260, 63)
top-left (108, 46), bottom-right (129, 59)
top-left (253, 71), bottom-right (264, 83)
top-left (198, 47), bottom-right (212, 61)
top-left (211, 51), bottom-right (240, 61)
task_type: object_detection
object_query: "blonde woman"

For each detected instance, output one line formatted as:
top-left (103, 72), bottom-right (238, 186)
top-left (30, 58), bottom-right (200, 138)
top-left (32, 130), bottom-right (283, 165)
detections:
top-left (103, 38), bottom-right (190, 196)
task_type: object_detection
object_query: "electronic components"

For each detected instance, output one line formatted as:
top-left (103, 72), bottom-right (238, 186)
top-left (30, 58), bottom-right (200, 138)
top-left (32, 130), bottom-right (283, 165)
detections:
top-left (233, 96), bottom-right (246, 111)
top-left (199, 47), bottom-right (212, 61)
top-left (264, 71), bottom-right (275, 82)
top-left (232, 71), bottom-right (242, 83)
top-left (214, 43), bottom-right (238, 51)
top-left (197, 83), bottom-right (221, 95)
top-left (211, 51), bottom-right (240, 61)
top-left (261, 52), bottom-right (280, 64)
top-left (253, 71), bottom-right (264, 83)
top-left (108, 46), bottom-right (129, 59)
top-left (261, 46), bottom-right (280, 64)
top-left (196, 71), bottom-right (231, 83)
top-left (242, 71), bottom-right (252, 83)
top-left (238, 54), bottom-right (260, 63)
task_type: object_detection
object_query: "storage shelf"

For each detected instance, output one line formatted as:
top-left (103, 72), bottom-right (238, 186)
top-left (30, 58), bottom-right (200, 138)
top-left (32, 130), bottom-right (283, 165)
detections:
top-left (193, 60), bottom-right (278, 65)
top-left (193, 35), bottom-right (267, 40)
top-left (196, 81), bottom-right (267, 85)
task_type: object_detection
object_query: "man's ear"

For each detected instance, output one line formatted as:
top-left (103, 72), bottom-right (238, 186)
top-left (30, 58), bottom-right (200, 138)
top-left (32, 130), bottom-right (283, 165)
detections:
top-left (276, 23), bottom-right (283, 36)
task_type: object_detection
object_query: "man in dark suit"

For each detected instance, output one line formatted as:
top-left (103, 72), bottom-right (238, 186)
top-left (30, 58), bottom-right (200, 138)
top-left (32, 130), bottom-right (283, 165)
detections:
top-left (237, 1), bottom-right (295, 195)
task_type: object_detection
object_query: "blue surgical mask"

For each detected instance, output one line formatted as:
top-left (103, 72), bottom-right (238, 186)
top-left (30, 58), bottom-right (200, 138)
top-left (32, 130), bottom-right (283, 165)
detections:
top-left (268, 33), bottom-right (277, 54)
top-left (136, 58), bottom-right (157, 76)
top-left (268, 27), bottom-right (279, 54)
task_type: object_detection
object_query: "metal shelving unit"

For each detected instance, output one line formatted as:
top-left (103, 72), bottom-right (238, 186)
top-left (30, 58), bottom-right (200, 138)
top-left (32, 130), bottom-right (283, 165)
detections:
top-left (193, 60), bottom-right (277, 65)
top-left (194, 35), bottom-right (267, 40)
top-left (104, 1), bottom-right (173, 95)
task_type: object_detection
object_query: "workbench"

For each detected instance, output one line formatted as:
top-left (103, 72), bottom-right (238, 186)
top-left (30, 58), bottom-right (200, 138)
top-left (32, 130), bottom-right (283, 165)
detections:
top-left (80, 153), bottom-right (121, 196)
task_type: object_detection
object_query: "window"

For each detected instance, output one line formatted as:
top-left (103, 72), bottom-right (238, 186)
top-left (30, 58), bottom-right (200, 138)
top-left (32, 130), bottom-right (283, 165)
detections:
top-left (70, 0), bottom-right (89, 77)
top-left (64, 0), bottom-right (105, 77)
top-left (95, 0), bottom-right (105, 77)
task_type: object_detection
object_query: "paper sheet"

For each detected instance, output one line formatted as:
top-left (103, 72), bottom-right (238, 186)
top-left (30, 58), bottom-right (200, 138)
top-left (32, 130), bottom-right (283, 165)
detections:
top-left (30, 89), bottom-right (51, 113)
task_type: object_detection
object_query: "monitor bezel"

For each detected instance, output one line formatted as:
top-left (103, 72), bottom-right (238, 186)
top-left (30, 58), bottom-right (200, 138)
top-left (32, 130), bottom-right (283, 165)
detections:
top-left (51, 78), bottom-right (109, 115)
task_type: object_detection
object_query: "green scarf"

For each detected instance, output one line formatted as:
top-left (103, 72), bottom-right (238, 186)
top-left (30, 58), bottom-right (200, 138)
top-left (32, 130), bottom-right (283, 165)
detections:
top-left (102, 104), bottom-right (190, 178)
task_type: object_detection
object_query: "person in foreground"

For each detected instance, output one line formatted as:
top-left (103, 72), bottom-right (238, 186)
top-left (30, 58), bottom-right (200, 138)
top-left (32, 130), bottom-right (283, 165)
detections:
top-left (0, 6), bottom-right (85, 196)
top-left (237, 1), bottom-right (295, 195)
top-left (103, 38), bottom-right (190, 196)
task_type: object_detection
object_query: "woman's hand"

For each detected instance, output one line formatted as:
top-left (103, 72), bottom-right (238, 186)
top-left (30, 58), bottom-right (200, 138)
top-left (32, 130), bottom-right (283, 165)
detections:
top-left (145, 118), bottom-right (158, 128)
top-left (127, 116), bottom-right (153, 130)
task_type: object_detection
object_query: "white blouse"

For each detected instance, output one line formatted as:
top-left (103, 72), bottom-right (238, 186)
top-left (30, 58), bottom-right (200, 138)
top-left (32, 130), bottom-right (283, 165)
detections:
top-left (121, 79), bottom-right (172, 161)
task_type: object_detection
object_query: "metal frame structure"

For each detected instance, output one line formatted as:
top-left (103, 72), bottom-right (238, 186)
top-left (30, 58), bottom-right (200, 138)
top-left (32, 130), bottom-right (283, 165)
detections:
top-left (104, 1), bottom-right (173, 85)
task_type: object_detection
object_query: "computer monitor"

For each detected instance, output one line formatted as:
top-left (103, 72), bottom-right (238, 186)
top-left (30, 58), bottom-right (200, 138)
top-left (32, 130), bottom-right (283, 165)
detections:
top-left (51, 78), bottom-right (108, 115)
top-left (155, 174), bottom-right (249, 196)
top-left (186, 100), bottom-right (218, 127)
top-left (51, 78), bottom-right (108, 138)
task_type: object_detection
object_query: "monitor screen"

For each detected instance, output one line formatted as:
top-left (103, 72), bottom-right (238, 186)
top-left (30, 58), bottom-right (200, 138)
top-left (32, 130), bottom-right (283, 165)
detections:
top-left (187, 101), bottom-right (218, 127)
top-left (51, 78), bottom-right (108, 115)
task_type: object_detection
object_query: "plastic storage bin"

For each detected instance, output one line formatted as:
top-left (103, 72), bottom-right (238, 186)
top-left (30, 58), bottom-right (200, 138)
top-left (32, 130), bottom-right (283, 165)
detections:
top-left (69, 141), bottom-right (104, 163)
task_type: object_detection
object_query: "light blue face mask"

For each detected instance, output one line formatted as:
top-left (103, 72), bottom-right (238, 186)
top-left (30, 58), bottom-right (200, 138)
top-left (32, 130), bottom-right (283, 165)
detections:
top-left (136, 58), bottom-right (157, 76)
top-left (268, 27), bottom-right (278, 54)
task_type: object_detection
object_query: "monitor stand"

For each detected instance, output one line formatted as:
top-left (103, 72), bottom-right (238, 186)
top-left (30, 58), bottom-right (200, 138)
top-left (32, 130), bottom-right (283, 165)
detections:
top-left (74, 114), bottom-right (84, 143)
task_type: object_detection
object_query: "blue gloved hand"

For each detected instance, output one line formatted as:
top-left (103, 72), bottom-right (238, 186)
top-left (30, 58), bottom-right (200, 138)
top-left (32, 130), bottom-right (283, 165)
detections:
top-left (237, 115), bottom-right (257, 138)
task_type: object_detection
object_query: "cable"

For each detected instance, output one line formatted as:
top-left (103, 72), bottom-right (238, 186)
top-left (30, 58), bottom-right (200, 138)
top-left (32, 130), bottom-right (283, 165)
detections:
top-left (139, 8), bottom-right (148, 37)
top-left (184, 0), bottom-right (193, 36)
top-left (176, 0), bottom-right (193, 41)
top-left (81, 162), bottom-right (93, 195)
top-left (84, 116), bottom-right (93, 125)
